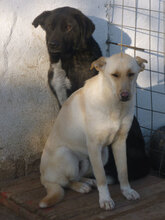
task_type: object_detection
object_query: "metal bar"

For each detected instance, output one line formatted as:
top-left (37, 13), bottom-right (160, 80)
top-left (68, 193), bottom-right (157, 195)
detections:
top-left (106, 41), bottom-right (145, 51)
top-left (158, 0), bottom-right (165, 173)
top-left (140, 126), bottom-right (155, 131)
top-left (134, 0), bottom-right (138, 55)
top-left (164, 1), bottom-right (165, 90)
top-left (106, 40), bottom-right (165, 55)
top-left (110, 3), bottom-right (165, 14)
top-left (149, 0), bottom-right (154, 136)
top-left (105, 2), bottom-right (111, 57)
top-left (120, 0), bottom-right (124, 53)
top-left (136, 106), bottom-right (165, 115)
top-left (145, 69), bottom-right (165, 76)
top-left (108, 22), bottom-right (165, 35)
top-left (134, 0), bottom-right (138, 118)
top-left (137, 86), bottom-right (165, 96)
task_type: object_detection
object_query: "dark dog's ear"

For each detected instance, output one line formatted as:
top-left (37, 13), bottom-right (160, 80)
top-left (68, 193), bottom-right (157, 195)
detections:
top-left (32, 11), bottom-right (50, 29)
top-left (90, 57), bottom-right (106, 72)
top-left (82, 16), bottom-right (95, 39)
top-left (74, 12), bottom-right (95, 46)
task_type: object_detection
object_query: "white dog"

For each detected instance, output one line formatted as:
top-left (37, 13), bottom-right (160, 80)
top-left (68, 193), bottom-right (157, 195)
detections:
top-left (39, 53), bottom-right (147, 210)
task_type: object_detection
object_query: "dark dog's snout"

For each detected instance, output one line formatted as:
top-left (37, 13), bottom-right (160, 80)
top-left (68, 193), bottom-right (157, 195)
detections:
top-left (48, 41), bottom-right (56, 46)
top-left (48, 41), bottom-right (60, 52)
top-left (120, 91), bottom-right (130, 102)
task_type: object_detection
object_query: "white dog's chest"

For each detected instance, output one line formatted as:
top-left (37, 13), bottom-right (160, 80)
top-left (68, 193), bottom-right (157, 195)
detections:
top-left (94, 118), bottom-right (121, 146)
top-left (107, 120), bottom-right (121, 144)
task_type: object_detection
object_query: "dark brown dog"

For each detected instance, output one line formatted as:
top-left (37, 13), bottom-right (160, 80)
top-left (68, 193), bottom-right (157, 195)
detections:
top-left (32, 6), bottom-right (102, 106)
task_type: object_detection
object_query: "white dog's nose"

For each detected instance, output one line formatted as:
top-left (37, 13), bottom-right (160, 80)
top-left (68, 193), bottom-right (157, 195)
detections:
top-left (120, 91), bottom-right (129, 102)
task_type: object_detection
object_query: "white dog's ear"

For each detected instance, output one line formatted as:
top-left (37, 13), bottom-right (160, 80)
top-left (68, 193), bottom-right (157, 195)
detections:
top-left (90, 57), bottom-right (106, 72)
top-left (136, 56), bottom-right (148, 72)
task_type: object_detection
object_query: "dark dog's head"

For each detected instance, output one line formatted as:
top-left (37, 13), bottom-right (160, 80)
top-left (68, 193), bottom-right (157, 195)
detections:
top-left (32, 7), bottom-right (95, 54)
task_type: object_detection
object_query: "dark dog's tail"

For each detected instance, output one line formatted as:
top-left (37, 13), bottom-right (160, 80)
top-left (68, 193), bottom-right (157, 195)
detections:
top-left (39, 183), bottom-right (64, 208)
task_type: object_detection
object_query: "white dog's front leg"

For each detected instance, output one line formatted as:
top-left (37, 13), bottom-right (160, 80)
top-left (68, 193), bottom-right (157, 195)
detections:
top-left (88, 145), bottom-right (115, 210)
top-left (112, 137), bottom-right (140, 200)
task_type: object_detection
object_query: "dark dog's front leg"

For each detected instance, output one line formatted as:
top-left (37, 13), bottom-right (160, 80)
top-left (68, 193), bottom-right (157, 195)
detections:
top-left (48, 61), bottom-right (71, 107)
top-left (48, 67), bottom-right (61, 107)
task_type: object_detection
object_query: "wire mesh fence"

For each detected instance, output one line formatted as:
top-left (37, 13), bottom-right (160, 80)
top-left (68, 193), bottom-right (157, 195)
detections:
top-left (105, 0), bottom-right (165, 143)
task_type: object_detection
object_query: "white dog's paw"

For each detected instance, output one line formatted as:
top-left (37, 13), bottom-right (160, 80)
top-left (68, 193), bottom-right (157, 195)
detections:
top-left (77, 182), bottom-right (92, 193)
top-left (69, 181), bottom-right (92, 193)
top-left (99, 198), bottom-right (115, 210)
top-left (81, 178), bottom-right (97, 187)
top-left (122, 188), bottom-right (140, 200)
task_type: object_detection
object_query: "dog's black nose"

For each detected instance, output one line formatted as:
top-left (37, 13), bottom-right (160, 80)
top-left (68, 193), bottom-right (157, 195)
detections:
top-left (48, 41), bottom-right (60, 52)
top-left (48, 41), bottom-right (58, 47)
top-left (120, 91), bottom-right (129, 102)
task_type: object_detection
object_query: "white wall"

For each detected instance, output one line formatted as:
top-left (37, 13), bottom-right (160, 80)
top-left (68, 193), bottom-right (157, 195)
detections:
top-left (0, 0), bottom-right (164, 179)
top-left (0, 0), bottom-right (109, 179)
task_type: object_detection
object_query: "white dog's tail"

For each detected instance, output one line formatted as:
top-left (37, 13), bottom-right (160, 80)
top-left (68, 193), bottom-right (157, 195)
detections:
top-left (39, 183), bottom-right (64, 208)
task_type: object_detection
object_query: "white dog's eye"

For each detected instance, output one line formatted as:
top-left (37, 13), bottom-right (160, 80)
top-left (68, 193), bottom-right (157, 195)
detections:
top-left (112, 73), bottom-right (119, 78)
top-left (128, 73), bottom-right (135, 77)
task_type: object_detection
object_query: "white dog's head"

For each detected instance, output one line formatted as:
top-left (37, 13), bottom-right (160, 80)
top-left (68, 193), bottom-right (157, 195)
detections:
top-left (91, 53), bottom-right (147, 102)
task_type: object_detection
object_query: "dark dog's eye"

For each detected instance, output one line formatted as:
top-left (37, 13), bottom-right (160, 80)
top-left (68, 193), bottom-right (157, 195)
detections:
top-left (112, 73), bottom-right (119, 78)
top-left (66, 24), bottom-right (72, 32)
top-left (47, 23), bottom-right (53, 30)
top-left (128, 73), bottom-right (135, 77)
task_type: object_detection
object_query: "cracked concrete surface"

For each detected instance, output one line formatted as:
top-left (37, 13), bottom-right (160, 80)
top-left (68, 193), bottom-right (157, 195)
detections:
top-left (2, 12), bottom-right (17, 80)
top-left (0, 0), bottom-right (60, 181)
